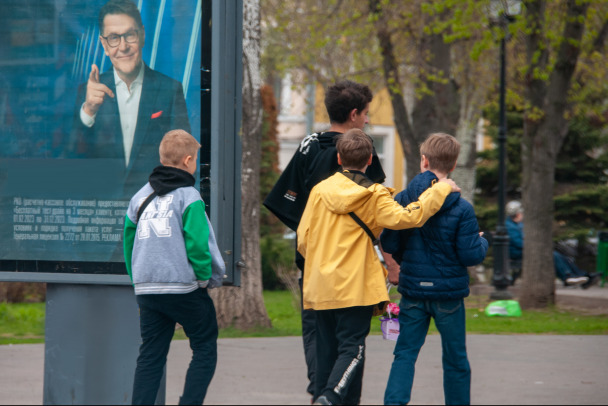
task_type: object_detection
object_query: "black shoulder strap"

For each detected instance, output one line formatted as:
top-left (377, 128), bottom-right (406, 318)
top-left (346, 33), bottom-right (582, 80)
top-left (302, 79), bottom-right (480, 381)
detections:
top-left (348, 212), bottom-right (379, 246)
top-left (136, 192), bottom-right (158, 222)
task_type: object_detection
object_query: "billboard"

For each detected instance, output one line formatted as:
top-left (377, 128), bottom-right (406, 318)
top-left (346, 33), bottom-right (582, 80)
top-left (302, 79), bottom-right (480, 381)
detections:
top-left (0, 0), bottom-right (202, 270)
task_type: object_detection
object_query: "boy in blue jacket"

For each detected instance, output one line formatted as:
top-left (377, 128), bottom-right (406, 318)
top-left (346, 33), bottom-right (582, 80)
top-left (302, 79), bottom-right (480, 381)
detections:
top-left (124, 129), bottom-right (224, 405)
top-left (381, 133), bottom-right (488, 405)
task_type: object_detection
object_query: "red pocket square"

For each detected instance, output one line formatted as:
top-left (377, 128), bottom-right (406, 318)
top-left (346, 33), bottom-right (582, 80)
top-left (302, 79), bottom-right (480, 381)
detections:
top-left (151, 111), bottom-right (163, 119)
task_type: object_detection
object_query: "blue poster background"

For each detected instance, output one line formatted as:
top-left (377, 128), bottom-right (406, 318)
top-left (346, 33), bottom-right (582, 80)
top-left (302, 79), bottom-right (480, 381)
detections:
top-left (0, 0), bottom-right (202, 264)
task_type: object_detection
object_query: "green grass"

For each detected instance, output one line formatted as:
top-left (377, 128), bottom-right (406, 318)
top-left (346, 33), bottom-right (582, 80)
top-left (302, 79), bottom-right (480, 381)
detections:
top-left (0, 302), bottom-right (45, 345)
top-left (460, 306), bottom-right (608, 335)
top-left (175, 290), bottom-right (305, 340)
top-left (2, 290), bottom-right (608, 345)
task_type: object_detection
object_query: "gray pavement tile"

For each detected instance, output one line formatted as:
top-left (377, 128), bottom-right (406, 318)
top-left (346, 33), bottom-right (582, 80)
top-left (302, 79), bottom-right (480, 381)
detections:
top-left (2, 334), bottom-right (607, 405)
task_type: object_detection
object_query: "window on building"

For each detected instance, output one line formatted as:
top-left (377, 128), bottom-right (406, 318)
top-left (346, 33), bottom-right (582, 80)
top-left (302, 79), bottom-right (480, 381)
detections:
top-left (369, 134), bottom-right (385, 168)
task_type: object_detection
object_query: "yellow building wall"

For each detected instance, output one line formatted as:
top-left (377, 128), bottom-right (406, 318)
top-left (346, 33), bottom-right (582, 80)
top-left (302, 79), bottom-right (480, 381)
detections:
top-left (314, 85), bottom-right (404, 190)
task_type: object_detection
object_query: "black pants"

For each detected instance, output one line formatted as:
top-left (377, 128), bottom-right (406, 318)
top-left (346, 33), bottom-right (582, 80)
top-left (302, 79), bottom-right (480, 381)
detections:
top-left (132, 289), bottom-right (218, 405)
top-left (300, 276), bottom-right (317, 396)
top-left (315, 305), bottom-right (374, 405)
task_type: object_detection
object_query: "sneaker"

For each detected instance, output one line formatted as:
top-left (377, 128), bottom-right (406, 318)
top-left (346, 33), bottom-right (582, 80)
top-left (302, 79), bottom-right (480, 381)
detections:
top-left (565, 276), bottom-right (589, 286)
top-left (582, 274), bottom-right (601, 289)
top-left (313, 395), bottom-right (333, 405)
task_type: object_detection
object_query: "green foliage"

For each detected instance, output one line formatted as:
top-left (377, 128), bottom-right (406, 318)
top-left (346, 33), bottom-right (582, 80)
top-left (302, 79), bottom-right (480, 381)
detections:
top-left (554, 186), bottom-right (608, 241)
top-left (472, 196), bottom-right (498, 232)
top-left (475, 105), bottom-right (524, 202)
top-left (260, 235), bottom-right (295, 290)
top-left (476, 104), bottom-right (608, 240)
top-left (555, 118), bottom-right (608, 184)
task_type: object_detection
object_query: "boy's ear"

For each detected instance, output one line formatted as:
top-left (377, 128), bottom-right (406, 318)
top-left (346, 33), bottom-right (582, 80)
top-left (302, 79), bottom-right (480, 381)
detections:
top-left (367, 154), bottom-right (372, 166)
top-left (183, 155), bottom-right (193, 167)
top-left (348, 108), bottom-right (358, 122)
top-left (337, 153), bottom-right (343, 166)
top-left (421, 155), bottom-right (430, 170)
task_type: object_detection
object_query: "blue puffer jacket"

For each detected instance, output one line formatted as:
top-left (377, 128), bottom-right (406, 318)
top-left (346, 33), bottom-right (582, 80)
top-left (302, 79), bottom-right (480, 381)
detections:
top-left (506, 217), bottom-right (523, 260)
top-left (380, 171), bottom-right (488, 301)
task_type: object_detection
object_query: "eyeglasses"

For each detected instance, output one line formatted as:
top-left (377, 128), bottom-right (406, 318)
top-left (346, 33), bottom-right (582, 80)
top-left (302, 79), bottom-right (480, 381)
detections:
top-left (101, 30), bottom-right (139, 48)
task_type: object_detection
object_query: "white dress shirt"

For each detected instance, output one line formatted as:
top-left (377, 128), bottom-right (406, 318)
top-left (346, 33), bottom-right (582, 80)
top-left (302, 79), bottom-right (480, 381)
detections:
top-left (80, 63), bottom-right (145, 167)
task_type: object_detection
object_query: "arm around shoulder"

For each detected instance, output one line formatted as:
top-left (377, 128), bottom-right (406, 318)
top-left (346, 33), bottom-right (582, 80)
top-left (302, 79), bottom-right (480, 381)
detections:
top-left (375, 181), bottom-right (452, 230)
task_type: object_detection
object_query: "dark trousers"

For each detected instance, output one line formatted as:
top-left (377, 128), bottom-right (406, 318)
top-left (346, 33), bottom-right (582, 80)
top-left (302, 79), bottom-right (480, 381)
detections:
top-left (132, 289), bottom-right (218, 405)
top-left (300, 277), bottom-right (317, 396)
top-left (315, 305), bottom-right (374, 405)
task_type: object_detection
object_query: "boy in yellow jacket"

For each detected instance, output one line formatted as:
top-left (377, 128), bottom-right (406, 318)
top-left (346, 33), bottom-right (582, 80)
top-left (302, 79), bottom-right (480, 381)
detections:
top-left (297, 128), bottom-right (459, 405)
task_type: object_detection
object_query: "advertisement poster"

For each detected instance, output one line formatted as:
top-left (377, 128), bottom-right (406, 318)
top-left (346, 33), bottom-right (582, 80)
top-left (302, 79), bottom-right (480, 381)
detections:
top-left (0, 0), bottom-right (202, 266)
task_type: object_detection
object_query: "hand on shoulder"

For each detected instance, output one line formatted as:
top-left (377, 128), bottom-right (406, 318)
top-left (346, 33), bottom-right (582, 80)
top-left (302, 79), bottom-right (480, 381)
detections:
top-left (439, 178), bottom-right (461, 193)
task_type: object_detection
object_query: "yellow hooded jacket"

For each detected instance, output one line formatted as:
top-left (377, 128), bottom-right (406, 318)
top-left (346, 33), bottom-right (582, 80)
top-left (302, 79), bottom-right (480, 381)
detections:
top-left (297, 171), bottom-right (452, 311)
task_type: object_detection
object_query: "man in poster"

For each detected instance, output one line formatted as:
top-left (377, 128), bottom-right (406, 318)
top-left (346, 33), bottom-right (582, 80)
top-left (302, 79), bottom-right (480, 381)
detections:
top-left (71, 0), bottom-right (191, 193)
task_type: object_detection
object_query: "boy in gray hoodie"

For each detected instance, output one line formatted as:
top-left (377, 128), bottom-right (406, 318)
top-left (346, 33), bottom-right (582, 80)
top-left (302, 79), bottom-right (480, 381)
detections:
top-left (124, 129), bottom-right (224, 405)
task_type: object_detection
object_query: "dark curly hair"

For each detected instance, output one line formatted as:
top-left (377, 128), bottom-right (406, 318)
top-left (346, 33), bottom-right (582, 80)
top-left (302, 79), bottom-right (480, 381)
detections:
top-left (324, 80), bottom-right (373, 124)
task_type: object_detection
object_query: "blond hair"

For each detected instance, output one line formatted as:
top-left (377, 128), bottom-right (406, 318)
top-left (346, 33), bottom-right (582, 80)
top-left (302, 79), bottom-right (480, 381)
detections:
top-left (159, 129), bottom-right (200, 166)
top-left (336, 128), bottom-right (373, 169)
top-left (420, 133), bottom-right (460, 173)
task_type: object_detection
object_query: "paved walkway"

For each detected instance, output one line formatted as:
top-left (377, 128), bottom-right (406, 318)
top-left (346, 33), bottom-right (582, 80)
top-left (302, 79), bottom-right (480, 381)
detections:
top-left (1, 334), bottom-right (607, 405)
top-left (1, 283), bottom-right (607, 405)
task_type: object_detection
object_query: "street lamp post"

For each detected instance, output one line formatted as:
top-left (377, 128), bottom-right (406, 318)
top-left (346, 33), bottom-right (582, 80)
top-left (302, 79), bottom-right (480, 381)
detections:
top-left (489, 0), bottom-right (521, 300)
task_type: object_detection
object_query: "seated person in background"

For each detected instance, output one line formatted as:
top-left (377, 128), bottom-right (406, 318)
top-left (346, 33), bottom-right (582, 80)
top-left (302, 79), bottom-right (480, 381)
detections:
top-left (506, 200), bottom-right (600, 289)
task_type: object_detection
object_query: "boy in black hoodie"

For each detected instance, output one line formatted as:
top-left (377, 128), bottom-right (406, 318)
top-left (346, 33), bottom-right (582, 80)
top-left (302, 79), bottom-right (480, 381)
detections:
top-left (263, 80), bottom-right (386, 396)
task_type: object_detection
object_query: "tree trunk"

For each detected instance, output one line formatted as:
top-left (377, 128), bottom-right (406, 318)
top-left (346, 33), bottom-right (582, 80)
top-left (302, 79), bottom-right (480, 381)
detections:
top-left (210, 0), bottom-right (271, 329)
top-left (369, 0), bottom-right (418, 182)
top-left (519, 125), bottom-right (557, 308)
top-left (451, 118), bottom-right (478, 204)
top-left (519, 0), bottom-right (589, 308)
top-left (370, 0), bottom-right (479, 189)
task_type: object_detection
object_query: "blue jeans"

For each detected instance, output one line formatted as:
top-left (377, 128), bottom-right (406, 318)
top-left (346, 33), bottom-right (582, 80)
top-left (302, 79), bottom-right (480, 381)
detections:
top-left (553, 251), bottom-right (587, 282)
top-left (384, 298), bottom-right (470, 405)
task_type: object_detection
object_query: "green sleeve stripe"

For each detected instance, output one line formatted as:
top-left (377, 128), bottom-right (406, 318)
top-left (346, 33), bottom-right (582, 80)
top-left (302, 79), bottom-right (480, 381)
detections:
top-left (183, 200), bottom-right (212, 281)
top-left (123, 215), bottom-right (137, 281)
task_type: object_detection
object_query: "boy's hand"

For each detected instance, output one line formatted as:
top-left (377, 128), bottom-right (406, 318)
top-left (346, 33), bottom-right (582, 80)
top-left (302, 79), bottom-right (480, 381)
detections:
top-left (439, 178), bottom-right (461, 193)
top-left (381, 249), bottom-right (400, 285)
top-left (387, 266), bottom-right (400, 285)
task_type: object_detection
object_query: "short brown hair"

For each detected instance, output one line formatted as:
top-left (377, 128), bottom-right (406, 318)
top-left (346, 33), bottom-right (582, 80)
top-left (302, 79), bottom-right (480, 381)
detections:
top-left (159, 129), bottom-right (200, 166)
top-left (336, 129), bottom-right (373, 169)
top-left (420, 133), bottom-right (460, 173)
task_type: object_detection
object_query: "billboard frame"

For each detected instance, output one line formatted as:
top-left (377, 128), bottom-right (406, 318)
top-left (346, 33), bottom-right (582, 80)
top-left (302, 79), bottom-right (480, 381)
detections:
top-left (0, 0), bottom-right (243, 286)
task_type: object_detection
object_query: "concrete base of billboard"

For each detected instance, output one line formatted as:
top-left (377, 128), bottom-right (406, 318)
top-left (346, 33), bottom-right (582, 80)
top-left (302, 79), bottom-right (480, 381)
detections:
top-left (43, 284), bottom-right (165, 405)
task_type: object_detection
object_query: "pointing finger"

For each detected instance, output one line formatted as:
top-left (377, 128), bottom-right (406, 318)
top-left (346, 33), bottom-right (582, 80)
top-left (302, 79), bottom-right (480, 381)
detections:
top-left (89, 64), bottom-right (99, 83)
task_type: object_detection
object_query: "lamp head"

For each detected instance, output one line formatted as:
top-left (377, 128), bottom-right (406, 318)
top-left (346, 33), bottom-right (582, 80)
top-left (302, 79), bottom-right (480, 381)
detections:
top-left (489, 0), bottom-right (522, 19)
